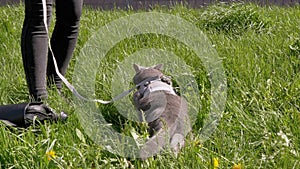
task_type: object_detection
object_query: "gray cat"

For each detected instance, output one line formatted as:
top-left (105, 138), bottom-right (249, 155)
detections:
top-left (132, 64), bottom-right (191, 159)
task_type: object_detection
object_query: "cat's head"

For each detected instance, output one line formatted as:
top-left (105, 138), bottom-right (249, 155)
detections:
top-left (133, 64), bottom-right (164, 85)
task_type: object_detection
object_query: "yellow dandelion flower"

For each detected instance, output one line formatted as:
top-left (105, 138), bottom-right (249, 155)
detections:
top-left (232, 163), bottom-right (242, 169)
top-left (213, 157), bottom-right (219, 169)
top-left (193, 139), bottom-right (203, 147)
top-left (46, 150), bottom-right (57, 161)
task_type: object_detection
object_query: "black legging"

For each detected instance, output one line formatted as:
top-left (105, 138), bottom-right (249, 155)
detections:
top-left (21, 0), bottom-right (83, 101)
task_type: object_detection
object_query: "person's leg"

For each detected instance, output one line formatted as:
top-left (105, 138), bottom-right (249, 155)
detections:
top-left (47, 0), bottom-right (83, 90)
top-left (21, 0), bottom-right (53, 101)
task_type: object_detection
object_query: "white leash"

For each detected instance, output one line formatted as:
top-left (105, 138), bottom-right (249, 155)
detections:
top-left (41, 0), bottom-right (148, 104)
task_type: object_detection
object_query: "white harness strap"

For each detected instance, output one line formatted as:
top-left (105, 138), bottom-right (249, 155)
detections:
top-left (41, 0), bottom-right (146, 104)
top-left (42, 0), bottom-right (109, 103)
top-left (42, 0), bottom-right (159, 104)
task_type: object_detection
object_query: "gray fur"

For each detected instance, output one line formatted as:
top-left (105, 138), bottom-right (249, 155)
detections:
top-left (132, 64), bottom-right (191, 159)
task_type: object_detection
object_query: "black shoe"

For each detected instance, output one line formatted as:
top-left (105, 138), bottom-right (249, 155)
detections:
top-left (25, 102), bottom-right (68, 126)
top-left (0, 102), bottom-right (67, 127)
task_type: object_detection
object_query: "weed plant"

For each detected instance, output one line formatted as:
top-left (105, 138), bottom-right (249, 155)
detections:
top-left (0, 2), bottom-right (299, 169)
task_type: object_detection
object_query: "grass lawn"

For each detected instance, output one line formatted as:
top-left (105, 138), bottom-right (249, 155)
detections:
top-left (0, 2), bottom-right (300, 169)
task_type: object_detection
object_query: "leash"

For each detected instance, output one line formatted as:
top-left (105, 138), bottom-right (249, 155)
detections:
top-left (41, 0), bottom-right (156, 104)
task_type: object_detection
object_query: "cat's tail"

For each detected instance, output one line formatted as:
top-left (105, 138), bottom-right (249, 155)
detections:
top-left (139, 129), bottom-right (169, 160)
top-left (139, 123), bottom-right (177, 160)
top-left (139, 113), bottom-right (191, 160)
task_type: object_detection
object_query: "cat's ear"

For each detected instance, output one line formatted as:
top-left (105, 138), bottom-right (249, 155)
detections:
top-left (133, 64), bottom-right (142, 73)
top-left (153, 64), bottom-right (163, 70)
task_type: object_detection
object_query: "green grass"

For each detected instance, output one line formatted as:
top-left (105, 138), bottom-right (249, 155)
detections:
top-left (1, 2), bottom-right (300, 168)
